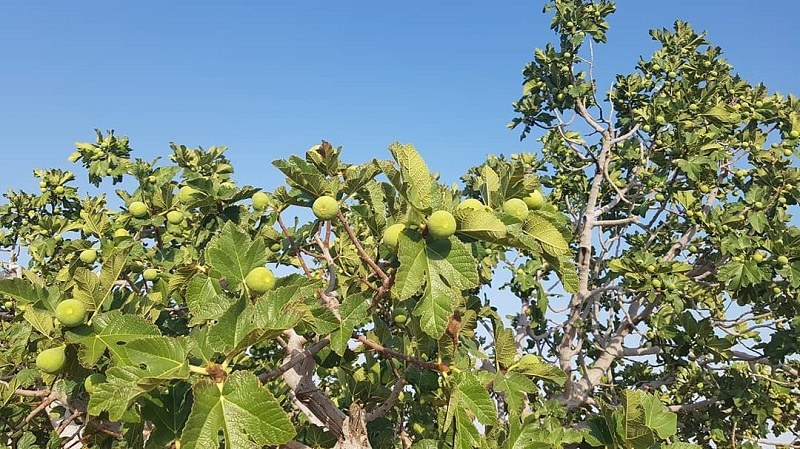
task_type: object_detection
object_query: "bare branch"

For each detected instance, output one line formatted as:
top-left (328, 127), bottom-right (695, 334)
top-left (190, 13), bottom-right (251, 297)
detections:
top-left (668, 398), bottom-right (720, 413)
top-left (366, 377), bottom-right (407, 422)
top-left (595, 216), bottom-right (639, 227)
top-left (259, 337), bottom-right (331, 383)
top-left (354, 334), bottom-right (449, 373)
top-left (277, 214), bottom-right (313, 278)
top-left (336, 210), bottom-right (389, 284)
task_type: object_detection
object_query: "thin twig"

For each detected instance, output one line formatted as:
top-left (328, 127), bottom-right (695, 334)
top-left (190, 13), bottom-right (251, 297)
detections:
top-left (336, 210), bottom-right (389, 283)
top-left (277, 213), bottom-right (312, 277)
top-left (354, 334), bottom-right (448, 373)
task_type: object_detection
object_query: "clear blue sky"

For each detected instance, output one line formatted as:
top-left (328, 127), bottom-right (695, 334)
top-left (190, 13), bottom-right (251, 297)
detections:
top-left (1, 1), bottom-right (798, 194)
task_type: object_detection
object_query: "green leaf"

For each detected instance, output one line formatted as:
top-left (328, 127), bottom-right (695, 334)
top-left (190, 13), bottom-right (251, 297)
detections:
top-left (180, 371), bottom-right (295, 449)
top-left (22, 307), bottom-right (54, 337)
top-left (509, 354), bottom-right (567, 385)
top-left (480, 165), bottom-right (501, 207)
top-left (329, 293), bottom-right (369, 356)
top-left (206, 222), bottom-right (268, 289)
top-left (0, 278), bottom-right (48, 306)
top-left (718, 260), bottom-right (768, 290)
top-left (185, 274), bottom-right (236, 326)
top-left (67, 310), bottom-right (159, 366)
top-left (454, 374), bottom-right (497, 426)
top-left (606, 391), bottom-right (677, 449)
top-left (523, 213), bottom-right (570, 256)
top-left (510, 424), bottom-right (565, 449)
top-left (72, 250), bottom-right (128, 311)
top-left (747, 211), bottom-right (768, 234)
top-left (454, 207), bottom-right (507, 241)
top-left (703, 103), bottom-right (740, 124)
top-left (80, 208), bottom-right (110, 236)
top-left (411, 441), bottom-right (440, 449)
top-left (389, 142), bottom-right (433, 211)
top-left (0, 322), bottom-right (31, 367)
top-left (88, 336), bottom-right (190, 420)
top-left (585, 415), bottom-right (614, 447)
top-left (140, 382), bottom-right (193, 449)
top-left (542, 254), bottom-right (579, 294)
top-left (273, 155), bottom-right (335, 197)
top-left (493, 326), bottom-right (517, 369)
top-left (342, 163), bottom-right (382, 197)
top-left (641, 393), bottom-right (677, 439)
top-left (208, 284), bottom-right (307, 357)
top-left (492, 372), bottom-right (534, 413)
top-left (454, 407), bottom-right (483, 449)
top-left (393, 230), bottom-right (479, 338)
top-left (16, 432), bottom-right (37, 449)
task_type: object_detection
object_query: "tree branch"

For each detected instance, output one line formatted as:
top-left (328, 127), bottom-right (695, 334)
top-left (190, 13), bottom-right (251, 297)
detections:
top-left (336, 210), bottom-right (389, 284)
top-left (668, 398), bottom-right (719, 413)
top-left (281, 330), bottom-right (347, 436)
top-left (259, 337), bottom-right (331, 383)
top-left (365, 377), bottom-right (407, 422)
top-left (354, 334), bottom-right (449, 373)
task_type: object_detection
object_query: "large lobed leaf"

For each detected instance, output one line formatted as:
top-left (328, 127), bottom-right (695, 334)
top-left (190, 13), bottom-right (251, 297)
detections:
top-left (72, 250), bottom-right (128, 311)
top-left (587, 390), bottom-right (678, 449)
top-left (207, 283), bottom-right (308, 357)
top-left (509, 354), bottom-right (567, 386)
top-left (184, 274), bottom-right (236, 326)
top-left (329, 292), bottom-right (369, 356)
top-left (88, 336), bottom-right (190, 420)
top-left (0, 278), bottom-right (48, 306)
top-left (67, 310), bottom-right (160, 366)
top-left (272, 155), bottom-right (336, 198)
top-left (180, 371), bottom-right (295, 449)
top-left (454, 207), bottom-right (507, 241)
top-left (393, 230), bottom-right (479, 338)
top-left (206, 221), bottom-right (268, 289)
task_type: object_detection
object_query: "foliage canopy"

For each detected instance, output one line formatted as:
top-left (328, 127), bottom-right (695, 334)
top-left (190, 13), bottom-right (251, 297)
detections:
top-left (1, 1), bottom-right (799, 448)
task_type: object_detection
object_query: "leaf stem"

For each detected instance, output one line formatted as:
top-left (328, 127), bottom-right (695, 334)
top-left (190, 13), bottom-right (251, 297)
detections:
top-left (188, 364), bottom-right (209, 376)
